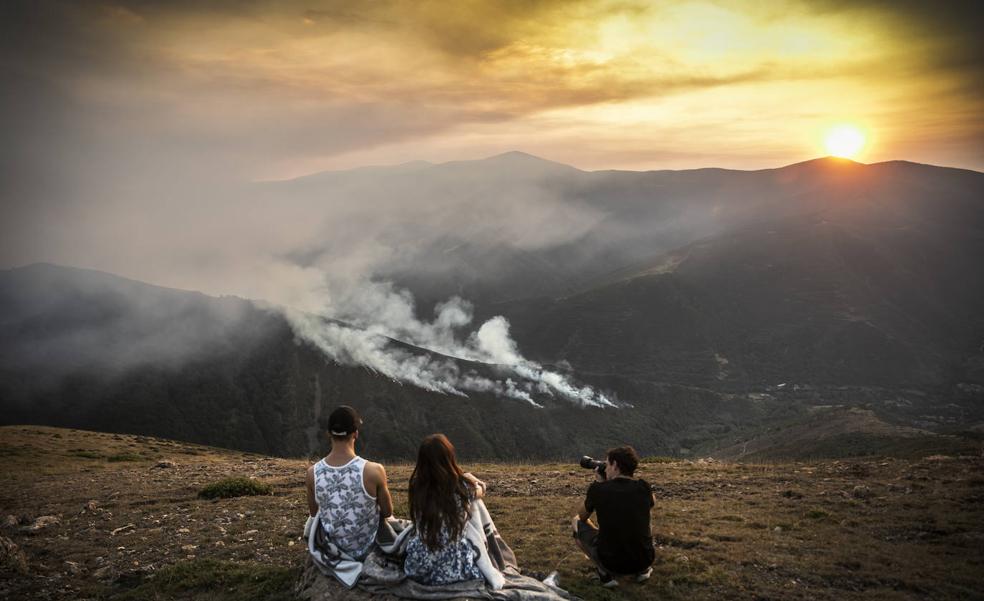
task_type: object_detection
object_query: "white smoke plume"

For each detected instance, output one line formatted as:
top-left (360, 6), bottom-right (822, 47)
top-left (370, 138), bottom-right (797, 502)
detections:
top-left (284, 278), bottom-right (615, 408)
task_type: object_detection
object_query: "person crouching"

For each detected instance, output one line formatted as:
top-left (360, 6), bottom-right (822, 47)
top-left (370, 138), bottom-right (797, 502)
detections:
top-left (572, 445), bottom-right (655, 587)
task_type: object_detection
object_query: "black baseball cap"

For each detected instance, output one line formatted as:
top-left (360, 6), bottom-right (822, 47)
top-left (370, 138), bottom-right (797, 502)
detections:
top-left (327, 406), bottom-right (362, 437)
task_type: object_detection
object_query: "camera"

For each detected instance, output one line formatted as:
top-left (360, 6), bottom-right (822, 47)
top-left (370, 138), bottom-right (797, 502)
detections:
top-left (579, 455), bottom-right (607, 480)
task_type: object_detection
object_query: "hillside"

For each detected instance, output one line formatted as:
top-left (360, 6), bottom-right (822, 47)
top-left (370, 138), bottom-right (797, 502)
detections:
top-left (265, 154), bottom-right (984, 402)
top-left (2, 426), bottom-right (983, 600)
top-left (5, 261), bottom-right (975, 462)
top-left (0, 264), bottom-right (753, 460)
top-left (2, 156), bottom-right (983, 460)
top-left (710, 407), bottom-right (966, 461)
top-left (493, 203), bottom-right (984, 391)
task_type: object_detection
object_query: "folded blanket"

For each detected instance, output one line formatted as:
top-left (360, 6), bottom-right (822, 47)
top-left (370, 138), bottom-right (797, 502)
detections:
top-left (307, 514), bottom-right (369, 588)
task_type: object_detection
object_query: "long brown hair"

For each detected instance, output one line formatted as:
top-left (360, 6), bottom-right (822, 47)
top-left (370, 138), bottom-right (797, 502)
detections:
top-left (408, 434), bottom-right (471, 551)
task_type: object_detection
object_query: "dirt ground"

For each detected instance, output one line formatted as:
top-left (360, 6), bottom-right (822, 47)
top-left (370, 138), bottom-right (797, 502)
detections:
top-left (2, 426), bottom-right (983, 600)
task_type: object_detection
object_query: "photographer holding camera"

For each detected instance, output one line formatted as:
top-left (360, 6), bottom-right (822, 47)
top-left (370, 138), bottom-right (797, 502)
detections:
top-left (572, 446), bottom-right (655, 587)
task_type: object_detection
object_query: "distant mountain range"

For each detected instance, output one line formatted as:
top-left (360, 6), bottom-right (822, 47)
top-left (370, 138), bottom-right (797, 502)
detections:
top-left (2, 154), bottom-right (983, 459)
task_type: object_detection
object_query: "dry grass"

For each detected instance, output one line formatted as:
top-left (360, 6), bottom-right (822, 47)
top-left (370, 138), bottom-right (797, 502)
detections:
top-left (1, 426), bottom-right (983, 600)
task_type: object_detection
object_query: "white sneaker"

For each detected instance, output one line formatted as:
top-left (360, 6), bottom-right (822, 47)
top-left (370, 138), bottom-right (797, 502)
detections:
top-left (543, 571), bottom-right (560, 587)
top-left (635, 567), bottom-right (653, 582)
top-left (597, 569), bottom-right (618, 588)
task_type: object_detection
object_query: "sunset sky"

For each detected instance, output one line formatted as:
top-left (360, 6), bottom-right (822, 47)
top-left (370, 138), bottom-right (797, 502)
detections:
top-left (1, 0), bottom-right (981, 182)
top-left (1, 0), bottom-right (983, 291)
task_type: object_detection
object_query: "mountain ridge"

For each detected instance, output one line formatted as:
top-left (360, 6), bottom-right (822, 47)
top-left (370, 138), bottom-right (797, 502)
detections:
top-left (272, 152), bottom-right (983, 184)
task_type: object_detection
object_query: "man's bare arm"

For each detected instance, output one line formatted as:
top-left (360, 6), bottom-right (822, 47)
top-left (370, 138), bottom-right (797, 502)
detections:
top-left (368, 462), bottom-right (394, 518)
top-left (305, 465), bottom-right (319, 517)
top-left (577, 502), bottom-right (592, 522)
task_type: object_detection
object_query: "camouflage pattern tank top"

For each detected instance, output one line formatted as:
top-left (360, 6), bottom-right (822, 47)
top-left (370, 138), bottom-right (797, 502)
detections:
top-left (314, 456), bottom-right (379, 559)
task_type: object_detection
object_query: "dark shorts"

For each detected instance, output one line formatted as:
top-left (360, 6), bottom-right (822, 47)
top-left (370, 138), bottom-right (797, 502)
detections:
top-left (573, 519), bottom-right (604, 569)
top-left (574, 519), bottom-right (653, 576)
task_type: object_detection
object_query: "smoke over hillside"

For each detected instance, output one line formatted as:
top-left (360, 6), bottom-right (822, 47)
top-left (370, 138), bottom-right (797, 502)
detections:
top-left (245, 156), bottom-right (621, 405)
top-left (3, 154), bottom-right (624, 406)
top-left (4, 154), bottom-right (982, 412)
top-left (284, 282), bottom-right (615, 407)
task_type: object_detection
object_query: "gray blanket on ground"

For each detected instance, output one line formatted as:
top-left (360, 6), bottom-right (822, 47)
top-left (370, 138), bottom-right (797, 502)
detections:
top-left (298, 556), bottom-right (580, 601)
top-left (298, 561), bottom-right (580, 601)
top-left (302, 500), bottom-right (580, 601)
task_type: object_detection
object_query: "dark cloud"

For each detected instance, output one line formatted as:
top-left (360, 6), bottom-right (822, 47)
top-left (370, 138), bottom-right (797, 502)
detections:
top-left (810, 0), bottom-right (983, 83)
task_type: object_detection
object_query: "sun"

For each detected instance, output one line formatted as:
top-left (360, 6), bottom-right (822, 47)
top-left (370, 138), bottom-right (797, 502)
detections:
top-left (824, 125), bottom-right (866, 159)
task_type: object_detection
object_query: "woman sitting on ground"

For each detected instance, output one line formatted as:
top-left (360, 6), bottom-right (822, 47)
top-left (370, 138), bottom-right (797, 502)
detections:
top-left (404, 433), bottom-right (490, 585)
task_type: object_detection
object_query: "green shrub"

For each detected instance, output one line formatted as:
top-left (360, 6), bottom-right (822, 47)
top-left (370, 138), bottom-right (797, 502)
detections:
top-left (805, 509), bottom-right (830, 520)
top-left (108, 559), bottom-right (296, 601)
top-left (199, 477), bottom-right (273, 500)
top-left (0, 445), bottom-right (28, 457)
top-left (73, 450), bottom-right (103, 459)
top-left (717, 514), bottom-right (745, 522)
top-left (107, 453), bottom-right (143, 462)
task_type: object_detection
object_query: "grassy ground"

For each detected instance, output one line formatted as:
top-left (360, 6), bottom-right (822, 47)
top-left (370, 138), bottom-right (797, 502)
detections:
top-left (1, 426), bottom-right (983, 600)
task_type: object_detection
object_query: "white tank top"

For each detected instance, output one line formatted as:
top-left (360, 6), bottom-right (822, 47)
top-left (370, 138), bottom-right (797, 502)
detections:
top-left (313, 456), bottom-right (379, 559)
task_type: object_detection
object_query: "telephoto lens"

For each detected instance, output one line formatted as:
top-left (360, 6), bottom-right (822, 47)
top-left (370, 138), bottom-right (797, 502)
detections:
top-left (579, 456), bottom-right (607, 480)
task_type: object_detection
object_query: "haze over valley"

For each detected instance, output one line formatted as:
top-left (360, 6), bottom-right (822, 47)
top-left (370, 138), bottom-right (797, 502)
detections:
top-left (3, 153), bottom-right (981, 460)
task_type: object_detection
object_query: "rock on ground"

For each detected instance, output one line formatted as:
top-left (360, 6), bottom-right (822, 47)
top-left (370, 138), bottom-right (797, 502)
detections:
top-left (0, 535), bottom-right (29, 574)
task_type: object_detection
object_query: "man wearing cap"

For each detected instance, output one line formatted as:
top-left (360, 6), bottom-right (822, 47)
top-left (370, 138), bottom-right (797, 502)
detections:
top-left (305, 406), bottom-right (393, 565)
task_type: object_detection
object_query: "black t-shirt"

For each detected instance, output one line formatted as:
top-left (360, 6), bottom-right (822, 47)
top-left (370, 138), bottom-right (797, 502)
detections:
top-left (585, 477), bottom-right (655, 574)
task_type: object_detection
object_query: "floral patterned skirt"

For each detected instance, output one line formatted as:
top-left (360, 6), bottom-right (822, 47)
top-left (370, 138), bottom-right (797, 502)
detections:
top-left (404, 529), bottom-right (483, 585)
